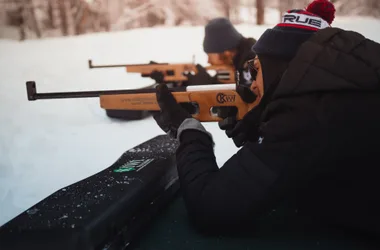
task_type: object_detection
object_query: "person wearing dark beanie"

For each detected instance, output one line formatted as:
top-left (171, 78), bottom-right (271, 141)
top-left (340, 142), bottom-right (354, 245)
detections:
top-left (203, 17), bottom-right (243, 54)
top-left (184, 17), bottom-right (257, 103)
top-left (152, 0), bottom-right (380, 242)
top-left (203, 18), bottom-right (257, 89)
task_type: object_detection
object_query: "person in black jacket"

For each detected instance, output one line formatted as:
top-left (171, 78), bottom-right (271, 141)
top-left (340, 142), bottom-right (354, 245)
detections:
top-left (184, 18), bottom-right (257, 102)
top-left (150, 17), bottom-right (257, 102)
top-left (152, 0), bottom-right (380, 237)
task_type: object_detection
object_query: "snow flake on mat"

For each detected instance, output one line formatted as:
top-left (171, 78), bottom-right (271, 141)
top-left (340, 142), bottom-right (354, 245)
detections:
top-left (127, 141), bottom-right (176, 154)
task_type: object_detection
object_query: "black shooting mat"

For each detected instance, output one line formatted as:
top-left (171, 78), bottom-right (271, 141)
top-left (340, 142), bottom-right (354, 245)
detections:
top-left (0, 135), bottom-right (179, 249)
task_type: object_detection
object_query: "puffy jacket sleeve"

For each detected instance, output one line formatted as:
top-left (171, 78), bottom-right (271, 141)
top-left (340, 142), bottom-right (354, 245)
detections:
top-left (175, 129), bottom-right (283, 232)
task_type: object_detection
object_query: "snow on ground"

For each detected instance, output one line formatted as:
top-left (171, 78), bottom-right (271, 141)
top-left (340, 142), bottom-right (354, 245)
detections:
top-left (0, 16), bottom-right (380, 227)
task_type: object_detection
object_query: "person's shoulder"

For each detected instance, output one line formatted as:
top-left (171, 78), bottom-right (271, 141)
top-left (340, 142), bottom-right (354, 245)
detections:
top-left (310, 27), bottom-right (369, 47)
top-left (308, 27), bottom-right (380, 65)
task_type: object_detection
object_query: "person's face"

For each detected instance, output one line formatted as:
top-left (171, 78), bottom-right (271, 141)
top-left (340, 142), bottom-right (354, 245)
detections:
top-left (207, 51), bottom-right (235, 66)
top-left (247, 56), bottom-right (264, 101)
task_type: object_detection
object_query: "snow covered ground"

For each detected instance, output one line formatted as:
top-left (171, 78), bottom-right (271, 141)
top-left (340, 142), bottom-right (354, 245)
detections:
top-left (1, 16), bottom-right (380, 227)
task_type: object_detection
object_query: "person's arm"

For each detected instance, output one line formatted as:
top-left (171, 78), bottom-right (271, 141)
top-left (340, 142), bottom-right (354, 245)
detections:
top-left (175, 123), bottom-right (281, 232)
top-left (151, 83), bottom-right (286, 232)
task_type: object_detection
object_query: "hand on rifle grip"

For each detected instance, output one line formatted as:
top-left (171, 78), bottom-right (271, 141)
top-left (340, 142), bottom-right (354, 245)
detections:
top-left (150, 70), bottom-right (165, 83)
top-left (219, 119), bottom-right (250, 148)
top-left (236, 84), bottom-right (257, 103)
top-left (217, 107), bottom-right (248, 147)
top-left (183, 64), bottom-right (216, 85)
top-left (152, 83), bottom-right (191, 139)
top-left (219, 102), bottom-right (262, 147)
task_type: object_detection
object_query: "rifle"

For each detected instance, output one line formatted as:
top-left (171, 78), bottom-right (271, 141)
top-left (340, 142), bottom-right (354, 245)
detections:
top-left (88, 59), bottom-right (235, 84)
top-left (26, 81), bottom-right (258, 122)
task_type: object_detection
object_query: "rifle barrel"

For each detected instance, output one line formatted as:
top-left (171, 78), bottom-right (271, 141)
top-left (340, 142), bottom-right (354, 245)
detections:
top-left (88, 59), bottom-right (169, 69)
top-left (26, 81), bottom-right (186, 101)
top-left (26, 80), bottom-right (237, 101)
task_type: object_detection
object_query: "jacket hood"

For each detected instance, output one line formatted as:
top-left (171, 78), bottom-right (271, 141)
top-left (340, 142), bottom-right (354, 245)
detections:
top-left (272, 27), bottom-right (380, 99)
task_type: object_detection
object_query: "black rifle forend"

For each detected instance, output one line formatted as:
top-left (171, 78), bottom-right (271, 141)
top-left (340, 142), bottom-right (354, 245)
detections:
top-left (88, 59), bottom-right (169, 69)
top-left (26, 81), bottom-right (186, 101)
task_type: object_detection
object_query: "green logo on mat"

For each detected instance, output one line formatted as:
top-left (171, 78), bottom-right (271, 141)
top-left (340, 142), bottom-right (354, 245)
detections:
top-left (114, 167), bottom-right (135, 172)
top-left (113, 159), bottom-right (154, 173)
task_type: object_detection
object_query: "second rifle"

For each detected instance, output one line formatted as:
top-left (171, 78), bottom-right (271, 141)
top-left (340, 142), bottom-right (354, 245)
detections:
top-left (88, 59), bottom-right (236, 84)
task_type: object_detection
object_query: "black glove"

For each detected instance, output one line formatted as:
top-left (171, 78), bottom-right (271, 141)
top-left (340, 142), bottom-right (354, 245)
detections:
top-left (184, 64), bottom-right (218, 86)
top-left (217, 105), bottom-right (261, 147)
top-left (149, 70), bottom-right (165, 83)
top-left (219, 118), bottom-right (251, 147)
top-left (236, 81), bottom-right (257, 103)
top-left (142, 61), bottom-right (165, 83)
top-left (152, 83), bottom-right (191, 138)
top-left (215, 75), bottom-right (257, 147)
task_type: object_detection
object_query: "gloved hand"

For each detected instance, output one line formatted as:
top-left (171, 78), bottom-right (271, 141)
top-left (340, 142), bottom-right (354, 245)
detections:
top-left (217, 105), bottom-right (261, 147)
top-left (219, 118), bottom-right (251, 147)
top-left (236, 82), bottom-right (257, 103)
top-left (184, 64), bottom-right (218, 86)
top-left (143, 61), bottom-right (165, 83)
top-left (152, 83), bottom-right (191, 138)
top-left (215, 77), bottom-right (257, 147)
top-left (149, 70), bottom-right (165, 83)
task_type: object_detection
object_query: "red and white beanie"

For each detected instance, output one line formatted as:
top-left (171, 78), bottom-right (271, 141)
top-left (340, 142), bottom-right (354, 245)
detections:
top-left (252, 0), bottom-right (336, 60)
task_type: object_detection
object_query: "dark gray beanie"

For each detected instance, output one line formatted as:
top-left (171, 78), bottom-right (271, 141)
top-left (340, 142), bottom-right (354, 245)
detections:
top-left (203, 18), bottom-right (243, 53)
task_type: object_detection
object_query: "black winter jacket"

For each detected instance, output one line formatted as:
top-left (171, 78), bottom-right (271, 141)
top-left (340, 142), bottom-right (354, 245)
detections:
top-left (176, 27), bottom-right (380, 236)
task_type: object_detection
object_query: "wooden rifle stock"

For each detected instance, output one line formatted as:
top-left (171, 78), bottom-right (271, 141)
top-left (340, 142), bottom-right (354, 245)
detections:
top-left (26, 82), bottom-right (258, 122)
top-left (88, 59), bottom-right (235, 84)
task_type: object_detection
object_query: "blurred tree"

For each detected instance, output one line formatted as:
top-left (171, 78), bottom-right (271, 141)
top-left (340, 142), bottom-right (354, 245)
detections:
top-left (220, 0), bottom-right (233, 19)
top-left (278, 0), bottom-right (314, 21)
top-left (218, 0), bottom-right (243, 23)
top-left (335, 0), bottom-right (380, 17)
top-left (7, 0), bottom-right (42, 40)
top-left (58, 0), bottom-right (69, 35)
top-left (68, 0), bottom-right (109, 35)
top-left (277, 0), bottom-right (380, 18)
top-left (256, 0), bottom-right (264, 24)
top-left (1, 0), bottom-right (379, 40)
top-left (47, 0), bottom-right (56, 29)
top-left (172, 0), bottom-right (221, 25)
top-left (18, 5), bottom-right (26, 40)
top-left (28, 0), bottom-right (41, 38)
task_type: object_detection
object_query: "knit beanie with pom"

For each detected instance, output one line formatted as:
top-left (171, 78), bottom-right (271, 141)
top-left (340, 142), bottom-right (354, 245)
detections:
top-left (251, 0), bottom-right (336, 60)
